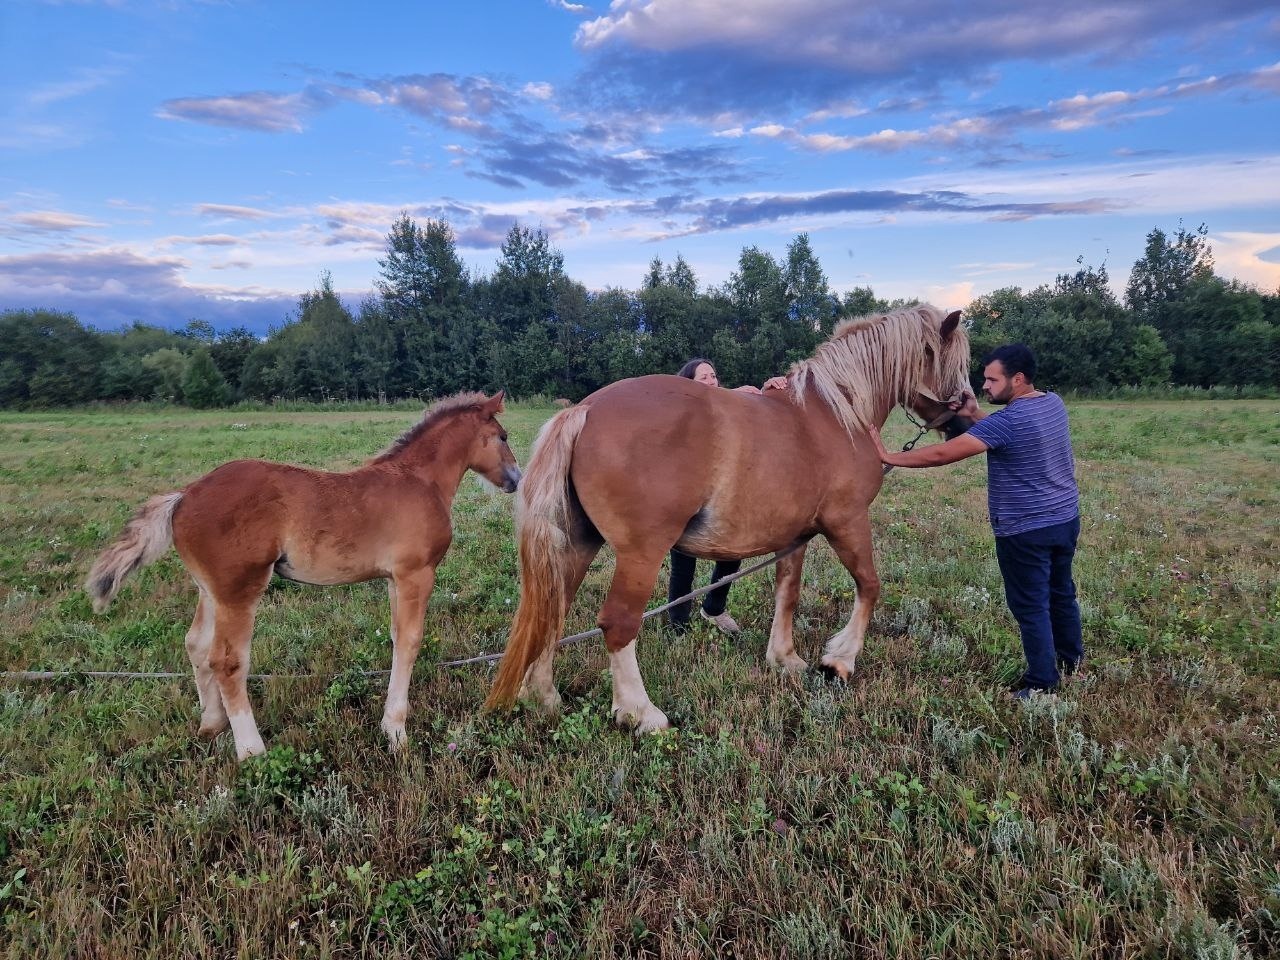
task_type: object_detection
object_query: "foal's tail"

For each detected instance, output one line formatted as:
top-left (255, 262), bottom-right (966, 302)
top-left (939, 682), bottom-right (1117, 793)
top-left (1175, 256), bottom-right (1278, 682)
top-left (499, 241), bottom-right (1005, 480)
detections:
top-left (85, 492), bottom-right (183, 613)
top-left (486, 405), bottom-right (590, 710)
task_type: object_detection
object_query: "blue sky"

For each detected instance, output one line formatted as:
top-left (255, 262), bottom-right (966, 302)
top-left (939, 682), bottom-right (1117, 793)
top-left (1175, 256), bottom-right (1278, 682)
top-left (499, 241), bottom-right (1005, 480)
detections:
top-left (2, 0), bottom-right (1278, 333)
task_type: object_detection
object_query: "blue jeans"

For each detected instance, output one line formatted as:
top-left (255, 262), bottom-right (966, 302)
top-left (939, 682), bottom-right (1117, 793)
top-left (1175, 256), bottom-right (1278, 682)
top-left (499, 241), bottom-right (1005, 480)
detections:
top-left (994, 517), bottom-right (1083, 690)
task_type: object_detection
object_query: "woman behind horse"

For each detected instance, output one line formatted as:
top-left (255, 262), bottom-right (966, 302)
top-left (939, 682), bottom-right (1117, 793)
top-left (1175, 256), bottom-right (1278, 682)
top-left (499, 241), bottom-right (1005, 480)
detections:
top-left (86, 391), bottom-right (520, 760)
top-left (667, 357), bottom-right (788, 636)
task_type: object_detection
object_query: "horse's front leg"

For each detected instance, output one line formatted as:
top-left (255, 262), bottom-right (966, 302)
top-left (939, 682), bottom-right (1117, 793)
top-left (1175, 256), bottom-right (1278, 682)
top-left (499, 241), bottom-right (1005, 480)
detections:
top-left (819, 516), bottom-right (881, 680)
top-left (766, 543), bottom-right (809, 674)
top-left (600, 552), bottom-right (670, 734)
top-left (383, 566), bottom-right (435, 750)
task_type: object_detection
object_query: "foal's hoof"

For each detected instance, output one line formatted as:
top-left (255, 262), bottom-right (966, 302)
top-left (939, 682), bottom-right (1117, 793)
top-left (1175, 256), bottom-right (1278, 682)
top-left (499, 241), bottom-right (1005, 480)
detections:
top-left (382, 722), bottom-right (408, 753)
top-left (197, 717), bottom-right (230, 739)
top-left (767, 652), bottom-right (809, 675)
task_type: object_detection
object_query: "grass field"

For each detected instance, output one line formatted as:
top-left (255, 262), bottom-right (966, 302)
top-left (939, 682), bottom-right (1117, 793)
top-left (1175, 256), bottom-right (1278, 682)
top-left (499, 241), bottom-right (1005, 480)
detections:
top-left (2, 399), bottom-right (1278, 959)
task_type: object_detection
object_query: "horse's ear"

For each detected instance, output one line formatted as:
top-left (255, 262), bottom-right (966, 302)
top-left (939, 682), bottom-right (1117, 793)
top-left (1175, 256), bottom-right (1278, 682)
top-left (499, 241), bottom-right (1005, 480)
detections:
top-left (941, 309), bottom-right (962, 340)
top-left (484, 390), bottom-right (506, 416)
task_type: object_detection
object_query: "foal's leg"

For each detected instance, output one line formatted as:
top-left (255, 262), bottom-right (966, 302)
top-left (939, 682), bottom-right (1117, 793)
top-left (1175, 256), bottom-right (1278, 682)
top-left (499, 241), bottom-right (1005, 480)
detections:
top-left (766, 543), bottom-right (809, 674)
top-left (382, 567), bottom-right (435, 749)
top-left (209, 596), bottom-right (268, 760)
top-left (183, 586), bottom-right (228, 737)
top-left (520, 539), bottom-right (600, 711)
top-left (819, 519), bottom-right (881, 680)
top-left (600, 552), bottom-right (670, 733)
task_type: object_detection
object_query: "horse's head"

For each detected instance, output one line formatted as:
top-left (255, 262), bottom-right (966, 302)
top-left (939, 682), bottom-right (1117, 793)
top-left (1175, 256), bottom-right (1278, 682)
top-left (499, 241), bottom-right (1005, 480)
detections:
top-left (468, 391), bottom-right (521, 493)
top-left (907, 309), bottom-right (976, 439)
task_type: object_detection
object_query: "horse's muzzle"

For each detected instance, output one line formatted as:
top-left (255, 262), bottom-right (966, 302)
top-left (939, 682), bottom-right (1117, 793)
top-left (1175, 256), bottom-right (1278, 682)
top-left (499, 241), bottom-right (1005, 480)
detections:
top-left (941, 414), bottom-right (975, 439)
top-left (502, 467), bottom-right (522, 493)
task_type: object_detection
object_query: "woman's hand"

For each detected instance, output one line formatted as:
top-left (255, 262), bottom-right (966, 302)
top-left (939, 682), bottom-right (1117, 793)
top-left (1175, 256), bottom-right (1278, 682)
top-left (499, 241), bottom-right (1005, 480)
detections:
top-left (733, 384), bottom-right (762, 394)
top-left (762, 376), bottom-right (788, 392)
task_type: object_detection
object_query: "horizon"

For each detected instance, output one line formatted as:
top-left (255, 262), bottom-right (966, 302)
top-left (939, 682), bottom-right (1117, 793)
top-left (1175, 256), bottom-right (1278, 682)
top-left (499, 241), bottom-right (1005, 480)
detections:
top-left (2, 1), bottom-right (1278, 335)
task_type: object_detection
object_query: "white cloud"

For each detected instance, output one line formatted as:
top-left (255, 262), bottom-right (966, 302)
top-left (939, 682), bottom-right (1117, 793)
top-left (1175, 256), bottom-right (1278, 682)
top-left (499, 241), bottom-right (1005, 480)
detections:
top-left (1211, 231), bottom-right (1280, 291)
top-left (9, 210), bottom-right (104, 232)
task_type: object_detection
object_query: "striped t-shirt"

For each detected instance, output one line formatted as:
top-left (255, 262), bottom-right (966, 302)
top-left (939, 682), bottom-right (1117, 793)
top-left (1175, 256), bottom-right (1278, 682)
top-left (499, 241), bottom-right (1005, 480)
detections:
top-left (967, 392), bottom-right (1079, 537)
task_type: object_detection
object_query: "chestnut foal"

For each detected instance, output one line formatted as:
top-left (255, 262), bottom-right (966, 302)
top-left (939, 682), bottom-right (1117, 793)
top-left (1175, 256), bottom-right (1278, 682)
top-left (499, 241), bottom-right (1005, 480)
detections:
top-left (87, 391), bottom-right (520, 760)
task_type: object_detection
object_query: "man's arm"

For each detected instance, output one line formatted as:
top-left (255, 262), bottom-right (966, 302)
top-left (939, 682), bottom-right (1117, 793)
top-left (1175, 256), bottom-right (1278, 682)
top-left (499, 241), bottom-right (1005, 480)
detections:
top-left (872, 429), bottom-right (989, 468)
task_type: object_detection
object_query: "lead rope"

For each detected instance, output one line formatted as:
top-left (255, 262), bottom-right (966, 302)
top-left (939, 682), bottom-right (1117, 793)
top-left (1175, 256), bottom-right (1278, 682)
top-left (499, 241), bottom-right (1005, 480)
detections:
top-left (4, 409), bottom-right (951, 683)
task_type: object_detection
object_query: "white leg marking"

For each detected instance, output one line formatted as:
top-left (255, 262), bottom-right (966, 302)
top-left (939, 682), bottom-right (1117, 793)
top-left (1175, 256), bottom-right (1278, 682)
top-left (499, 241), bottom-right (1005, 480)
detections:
top-left (229, 710), bottom-right (266, 761)
top-left (609, 640), bottom-right (669, 733)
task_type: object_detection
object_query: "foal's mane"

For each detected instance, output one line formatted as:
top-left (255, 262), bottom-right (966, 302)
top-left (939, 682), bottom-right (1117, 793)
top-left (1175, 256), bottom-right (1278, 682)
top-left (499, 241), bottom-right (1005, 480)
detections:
top-left (371, 391), bottom-right (489, 464)
top-left (789, 303), bottom-right (969, 437)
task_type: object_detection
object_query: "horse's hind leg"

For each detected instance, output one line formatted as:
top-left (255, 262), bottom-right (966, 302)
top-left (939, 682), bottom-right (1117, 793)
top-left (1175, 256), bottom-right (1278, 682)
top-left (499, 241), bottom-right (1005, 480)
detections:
top-left (766, 543), bottom-right (809, 674)
top-left (819, 518), bottom-right (881, 680)
top-left (520, 536), bottom-right (601, 711)
top-left (600, 551), bottom-right (670, 733)
top-left (207, 573), bottom-right (270, 760)
top-left (184, 585), bottom-right (228, 737)
top-left (382, 566), bottom-right (435, 750)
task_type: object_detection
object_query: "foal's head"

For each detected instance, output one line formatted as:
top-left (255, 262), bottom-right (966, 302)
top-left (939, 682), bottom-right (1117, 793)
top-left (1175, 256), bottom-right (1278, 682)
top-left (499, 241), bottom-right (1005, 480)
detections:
top-left (465, 391), bottom-right (522, 492)
top-left (906, 309), bottom-right (977, 439)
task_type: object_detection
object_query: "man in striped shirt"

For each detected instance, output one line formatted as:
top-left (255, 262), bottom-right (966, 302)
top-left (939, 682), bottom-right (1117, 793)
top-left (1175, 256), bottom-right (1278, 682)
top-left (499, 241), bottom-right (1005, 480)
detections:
top-left (873, 343), bottom-right (1083, 697)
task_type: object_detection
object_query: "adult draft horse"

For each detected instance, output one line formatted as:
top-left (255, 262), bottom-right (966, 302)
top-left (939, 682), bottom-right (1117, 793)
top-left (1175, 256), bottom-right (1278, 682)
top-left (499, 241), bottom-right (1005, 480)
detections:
top-left (487, 305), bottom-right (972, 732)
top-left (86, 392), bottom-right (520, 760)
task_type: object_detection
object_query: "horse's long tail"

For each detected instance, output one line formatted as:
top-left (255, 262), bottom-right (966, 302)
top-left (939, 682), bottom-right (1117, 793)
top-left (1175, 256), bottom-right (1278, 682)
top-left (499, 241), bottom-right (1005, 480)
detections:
top-left (486, 405), bottom-right (590, 710)
top-left (85, 492), bottom-right (183, 613)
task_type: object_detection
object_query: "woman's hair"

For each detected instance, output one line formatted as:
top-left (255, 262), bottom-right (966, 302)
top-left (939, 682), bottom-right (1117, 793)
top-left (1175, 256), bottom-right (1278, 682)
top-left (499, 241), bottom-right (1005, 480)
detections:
top-left (677, 357), bottom-right (714, 379)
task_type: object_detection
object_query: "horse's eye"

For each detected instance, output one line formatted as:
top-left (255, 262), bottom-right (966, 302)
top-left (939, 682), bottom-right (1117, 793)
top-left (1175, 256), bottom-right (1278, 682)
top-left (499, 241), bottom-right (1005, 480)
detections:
top-left (500, 433), bottom-right (508, 443)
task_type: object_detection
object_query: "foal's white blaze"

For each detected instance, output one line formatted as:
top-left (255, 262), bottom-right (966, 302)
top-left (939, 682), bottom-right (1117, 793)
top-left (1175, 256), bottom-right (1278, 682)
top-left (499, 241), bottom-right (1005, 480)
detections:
top-left (609, 640), bottom-right (670, 733)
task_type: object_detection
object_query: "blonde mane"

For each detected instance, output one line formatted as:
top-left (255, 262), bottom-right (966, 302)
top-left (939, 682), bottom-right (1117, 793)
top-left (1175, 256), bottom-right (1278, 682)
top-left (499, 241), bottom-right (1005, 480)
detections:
top-left (789, 303), bottom-right (970, 437)
top-left (371, 391), bottom-right (490, 463)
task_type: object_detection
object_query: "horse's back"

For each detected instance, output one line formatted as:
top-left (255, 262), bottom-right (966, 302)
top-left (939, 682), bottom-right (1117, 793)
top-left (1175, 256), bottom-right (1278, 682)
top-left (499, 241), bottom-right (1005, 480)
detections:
top-left (570, 376), bottom-right (833, 557)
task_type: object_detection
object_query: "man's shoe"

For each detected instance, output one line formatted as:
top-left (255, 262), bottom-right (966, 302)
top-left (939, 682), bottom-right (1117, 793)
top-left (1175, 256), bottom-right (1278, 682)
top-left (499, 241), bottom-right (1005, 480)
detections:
top-left (700, 609), bottom-right (742, 635)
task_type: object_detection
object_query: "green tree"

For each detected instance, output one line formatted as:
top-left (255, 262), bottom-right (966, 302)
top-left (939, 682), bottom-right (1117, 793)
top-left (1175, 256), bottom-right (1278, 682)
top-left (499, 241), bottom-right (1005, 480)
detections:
top-left (210, 326), bottom-right (260, 397)
top-left (377, 215), bottom-right (473, 396)
top-left (142, 348), bottom-right (189, 401)
top-left (0, 309), bottom-right (106, 407)
top-left (181, 347), bottom-right (231, 408)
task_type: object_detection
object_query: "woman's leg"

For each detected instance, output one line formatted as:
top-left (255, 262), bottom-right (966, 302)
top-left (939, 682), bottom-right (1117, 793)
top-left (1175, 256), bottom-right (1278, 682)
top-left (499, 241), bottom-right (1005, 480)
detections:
top-left (667, 549), bottom-right (697, 631)
top-left (702, 559), bottom-right (742, 617)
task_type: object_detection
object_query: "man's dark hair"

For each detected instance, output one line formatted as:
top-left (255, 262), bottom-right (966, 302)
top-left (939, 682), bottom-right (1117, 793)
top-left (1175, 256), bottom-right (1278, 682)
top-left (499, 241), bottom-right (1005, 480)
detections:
top-left (677, 357), bottom-right (713, 379)
top-left (983, 343), bottom-right (1036, 382)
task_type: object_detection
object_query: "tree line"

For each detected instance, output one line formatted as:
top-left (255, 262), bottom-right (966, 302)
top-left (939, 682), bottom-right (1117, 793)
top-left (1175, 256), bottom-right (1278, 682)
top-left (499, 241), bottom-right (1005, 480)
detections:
top-left (2, 218), bottom-right (1277, 409)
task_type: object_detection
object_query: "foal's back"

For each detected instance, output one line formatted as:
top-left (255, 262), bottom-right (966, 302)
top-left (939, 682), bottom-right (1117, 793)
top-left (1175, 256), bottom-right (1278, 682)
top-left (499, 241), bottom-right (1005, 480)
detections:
top-left (171, 458), bottom-right (445, 588)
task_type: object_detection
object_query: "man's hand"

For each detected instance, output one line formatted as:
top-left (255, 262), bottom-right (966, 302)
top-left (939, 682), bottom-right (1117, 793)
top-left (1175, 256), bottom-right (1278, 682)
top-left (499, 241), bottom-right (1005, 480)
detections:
top-left (949, 393), bottom-right (981, 418)
top-left (762, 376), bottom-right (789, 392)
top-left (870, 428), bottom-right (892, 462)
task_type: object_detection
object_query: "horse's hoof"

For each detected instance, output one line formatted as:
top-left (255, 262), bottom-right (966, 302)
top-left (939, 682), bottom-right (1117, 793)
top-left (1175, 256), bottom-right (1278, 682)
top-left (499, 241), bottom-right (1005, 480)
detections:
top-left (519, 685), bottom-right (563, 714)
top-left (817, 660), bottom-right (854, 683)
top-left (614, 704), bottom-right (670, 734)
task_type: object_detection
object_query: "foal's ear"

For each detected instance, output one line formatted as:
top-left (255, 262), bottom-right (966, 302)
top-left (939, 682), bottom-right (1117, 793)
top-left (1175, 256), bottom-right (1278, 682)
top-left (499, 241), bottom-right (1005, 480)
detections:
top-left (940, 309), bottom-right (962, 340)
top-left (483, 390), bottom-right (506, 416)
